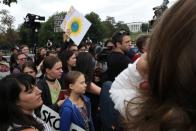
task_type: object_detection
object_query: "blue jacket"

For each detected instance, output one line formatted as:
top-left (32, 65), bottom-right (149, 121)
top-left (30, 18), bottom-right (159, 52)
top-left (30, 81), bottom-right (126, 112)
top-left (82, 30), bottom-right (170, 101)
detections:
top-left (60, 95), bottom-right (95, 131)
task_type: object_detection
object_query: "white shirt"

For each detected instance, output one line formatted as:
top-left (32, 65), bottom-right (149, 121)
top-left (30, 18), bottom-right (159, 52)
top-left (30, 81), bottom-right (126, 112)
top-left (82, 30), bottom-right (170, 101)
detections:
top-left (109, 58), bottom-right (144, 118)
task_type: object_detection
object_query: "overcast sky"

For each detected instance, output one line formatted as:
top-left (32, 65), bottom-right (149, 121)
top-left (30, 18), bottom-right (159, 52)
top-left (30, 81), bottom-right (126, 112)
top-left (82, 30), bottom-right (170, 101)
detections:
top-left (0, 0), bottom-right (177, 29)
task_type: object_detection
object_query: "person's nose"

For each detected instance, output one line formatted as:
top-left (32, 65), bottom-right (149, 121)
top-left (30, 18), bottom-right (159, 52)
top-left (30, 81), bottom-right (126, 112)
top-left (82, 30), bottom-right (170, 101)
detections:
top-left (84, 83), bottom-right (87, 88)
top-left (35, 86), bottom-right (42, 94)
top-left (129, 41), bottom-right (132, 46)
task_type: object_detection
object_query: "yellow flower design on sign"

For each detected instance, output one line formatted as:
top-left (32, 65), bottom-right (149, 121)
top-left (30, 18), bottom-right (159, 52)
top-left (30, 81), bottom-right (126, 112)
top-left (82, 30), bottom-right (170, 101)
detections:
top-left (67, 17), bottom-right (83, 37)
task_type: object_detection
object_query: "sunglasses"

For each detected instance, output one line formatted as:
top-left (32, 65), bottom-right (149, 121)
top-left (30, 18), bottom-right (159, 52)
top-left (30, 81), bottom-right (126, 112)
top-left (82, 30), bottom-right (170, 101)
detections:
top-left (117, 30), bottom-right (129, 35)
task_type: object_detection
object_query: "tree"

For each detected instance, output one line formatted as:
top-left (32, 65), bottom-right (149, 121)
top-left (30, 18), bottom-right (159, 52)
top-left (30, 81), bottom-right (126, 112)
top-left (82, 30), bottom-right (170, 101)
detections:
top-left (17, 24), bottom-right (33, 47)
top-left (0, 9), bottom-right (18, 49)
top-left (141, 23), bottom-right (149, 32)
top-left (18, 12), bottom-right (66, 48)
top-left (38, 12), bottom-right (66, 47)
top-left (101, 20), bottom-right (116, 39)
top-left (0, 9), bottom-right (14, 33)
top-left (85, 12), bottom-right (105, 43)
top-left (115, 21), bottom-right (130, 33)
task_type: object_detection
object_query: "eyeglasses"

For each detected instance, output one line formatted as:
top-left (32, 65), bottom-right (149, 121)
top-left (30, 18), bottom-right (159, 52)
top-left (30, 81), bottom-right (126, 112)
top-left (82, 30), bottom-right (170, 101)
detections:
top-left (18, 58), bottom-right (27, 61)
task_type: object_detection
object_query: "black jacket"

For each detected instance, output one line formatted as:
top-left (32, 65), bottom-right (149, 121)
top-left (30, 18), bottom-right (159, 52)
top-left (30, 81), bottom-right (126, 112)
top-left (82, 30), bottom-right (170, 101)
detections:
top-left (37, 77), bottom-right (65, 113)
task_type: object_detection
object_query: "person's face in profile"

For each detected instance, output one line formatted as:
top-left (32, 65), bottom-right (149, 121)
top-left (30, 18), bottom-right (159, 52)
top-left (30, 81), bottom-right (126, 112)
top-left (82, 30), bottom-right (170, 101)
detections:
top-left (46, 61), bottom-right (63, 79)
top-left (67, 53), bottom-right (77, 68)
top-left (17, 84), bottom-right (42, 114)
top-left (121, 35), bottom-right (132, 52)
top-left (136, 53), bottom-right (148, 80)
top-left (70, 74), bottom-right (87, 95)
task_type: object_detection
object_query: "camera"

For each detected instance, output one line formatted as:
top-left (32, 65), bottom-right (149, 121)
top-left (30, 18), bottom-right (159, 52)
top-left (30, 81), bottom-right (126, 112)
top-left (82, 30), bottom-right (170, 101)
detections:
top-left (24, 13), bottom-right (45, 29)
top-left (26, 13), bottom-right (45, 21)
top-left (94, 45), bottom-right (112, 63)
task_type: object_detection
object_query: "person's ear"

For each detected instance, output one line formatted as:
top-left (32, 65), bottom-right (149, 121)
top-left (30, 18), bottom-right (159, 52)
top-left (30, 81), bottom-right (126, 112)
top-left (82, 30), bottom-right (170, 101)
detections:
top-left (69, 84), bottom-right (74, 90)
top-left (116, 42), bottom-right (122, 47)
top-left (46, 68), bottom-right (50, 74)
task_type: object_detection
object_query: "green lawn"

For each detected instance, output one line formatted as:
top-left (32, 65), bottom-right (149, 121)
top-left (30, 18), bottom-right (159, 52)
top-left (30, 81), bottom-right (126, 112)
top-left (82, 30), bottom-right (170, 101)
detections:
top-left (130, 32), bottom-right (149, 45)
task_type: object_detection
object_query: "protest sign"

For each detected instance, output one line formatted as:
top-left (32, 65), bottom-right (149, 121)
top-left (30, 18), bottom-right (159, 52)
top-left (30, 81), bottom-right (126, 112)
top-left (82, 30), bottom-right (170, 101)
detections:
top-left (40, 105), bottom-right (85, 131)
top-left (61, 6), bottom-right (91, 45)
top-left (41, 105), bottom-right (60, 131)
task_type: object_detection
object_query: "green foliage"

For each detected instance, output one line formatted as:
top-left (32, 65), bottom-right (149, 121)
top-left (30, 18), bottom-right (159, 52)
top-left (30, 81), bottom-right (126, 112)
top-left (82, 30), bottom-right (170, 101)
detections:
top-left (141, 23), bottom-right (149, 32)
top-left (18, 12), bottom-right (66, 48)
top-left (130, 32), bottom-right (144, 44)
top-left (85, 12), bottom-right (105, 43)
top-left (0, 9), bottom-right (15, 32)
top-left (38, 18), bottom-right (55, 47)
top-left (115, 22), bottom-right (130, 33)
top-left (16, 10), bottom-right (141, 48)
top-left (17, 24), bottom-right (32, 46)
top-left (15, 10), bottom-right (135, 47)
top-left (38, 12), bottom-right (66, 47)
top-left (85, 12), bottom-right (132, 43)
top-left (0, 9), bottom-right (18, 49)
top-left (101, 20), bottom-right (116, 39)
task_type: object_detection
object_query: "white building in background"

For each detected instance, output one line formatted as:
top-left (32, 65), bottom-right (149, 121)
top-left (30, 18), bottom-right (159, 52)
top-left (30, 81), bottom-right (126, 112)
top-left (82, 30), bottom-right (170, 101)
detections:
top-left (127, 22), bottom-right (143, 33)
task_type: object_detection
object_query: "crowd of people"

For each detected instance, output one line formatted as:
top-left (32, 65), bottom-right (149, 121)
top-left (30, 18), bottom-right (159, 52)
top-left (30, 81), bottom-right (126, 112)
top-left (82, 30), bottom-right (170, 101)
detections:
top-left (0, 0), bottom-right (196, 130)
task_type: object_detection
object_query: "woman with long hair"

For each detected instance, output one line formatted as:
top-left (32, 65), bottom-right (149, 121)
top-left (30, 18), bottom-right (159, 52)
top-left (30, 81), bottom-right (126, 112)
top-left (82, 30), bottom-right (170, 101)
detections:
top-left (0, 73), bottom-right (51, 131)
top-left (60, 71), bottom-right (95, 131)
top-left (37, 56), bottom-right (64, 112)
top-left (35, 47), bottom-right (47, 66)
top-left (76, 52), bottom-right (101, 95)
top-left (125, 0), bottom-right (196, 130)
top-left (59, 50), bottom-right (77, 74)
